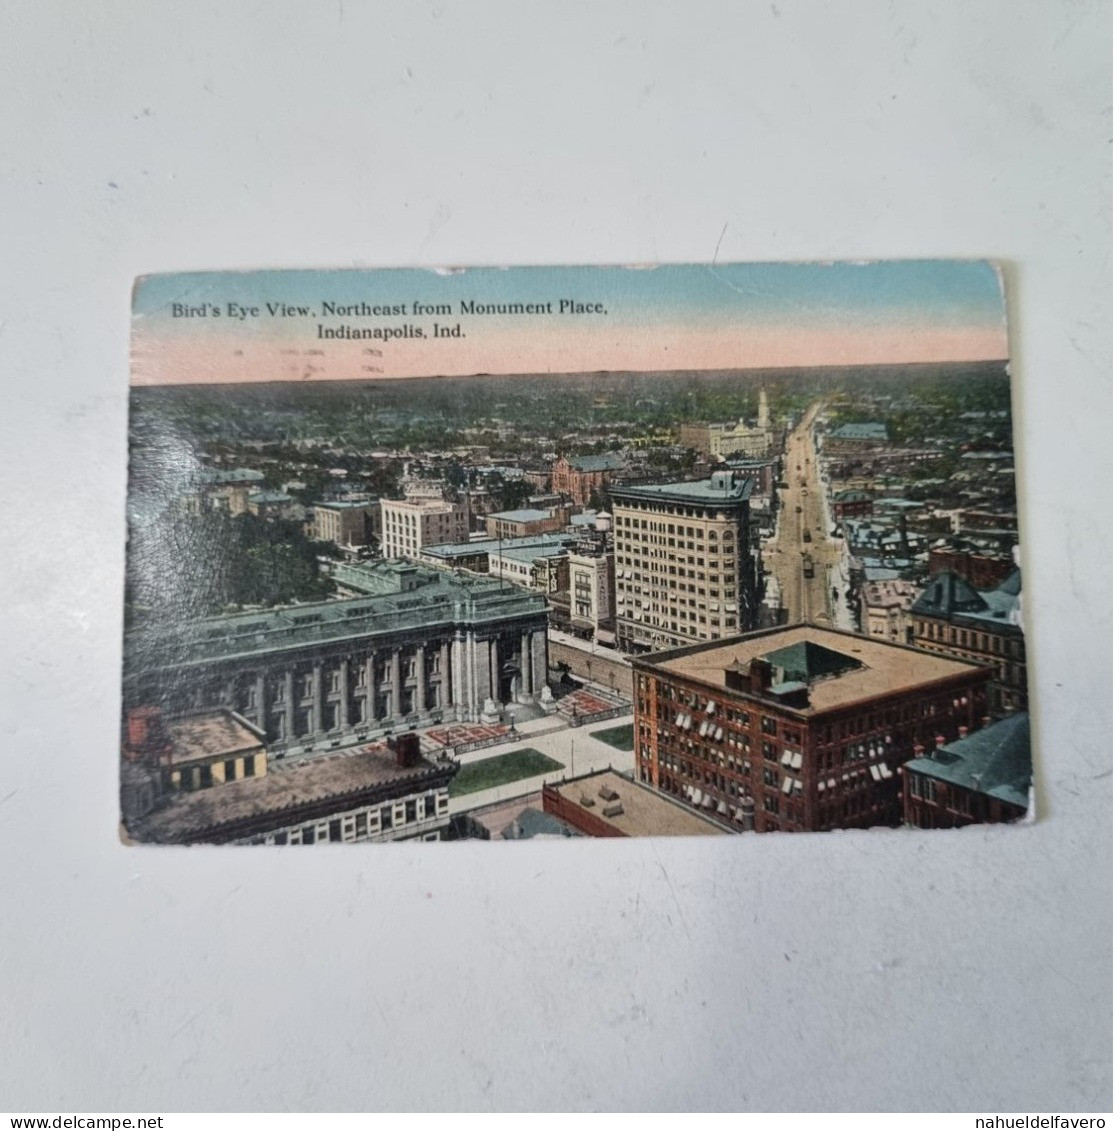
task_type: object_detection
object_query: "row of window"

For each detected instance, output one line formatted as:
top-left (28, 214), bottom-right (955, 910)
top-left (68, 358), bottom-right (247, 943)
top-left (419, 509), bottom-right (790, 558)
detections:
top-left (249, 791), bottom-right (450, 845)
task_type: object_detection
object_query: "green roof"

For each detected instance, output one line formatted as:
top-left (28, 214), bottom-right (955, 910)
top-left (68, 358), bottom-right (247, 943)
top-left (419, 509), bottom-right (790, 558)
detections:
top-left (912, 570), bottom-right (1023, 633)
top-left (904, 713), bottom-right (1031, 809)
top-left (760, 640), bottom-right (863, 683)
top-left (567, 453), bottom-right (625, 472)
top-left (613, 471), bottom-right (752, 506)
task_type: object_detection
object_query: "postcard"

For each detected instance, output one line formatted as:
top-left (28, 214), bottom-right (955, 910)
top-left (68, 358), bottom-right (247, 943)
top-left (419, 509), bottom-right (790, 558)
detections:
top-left (122, 261), bottom-right (1030, 844)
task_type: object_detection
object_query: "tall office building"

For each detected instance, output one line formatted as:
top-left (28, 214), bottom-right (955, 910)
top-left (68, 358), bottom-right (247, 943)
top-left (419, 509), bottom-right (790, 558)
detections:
top-left (611, 470), bottom-right (759, 653)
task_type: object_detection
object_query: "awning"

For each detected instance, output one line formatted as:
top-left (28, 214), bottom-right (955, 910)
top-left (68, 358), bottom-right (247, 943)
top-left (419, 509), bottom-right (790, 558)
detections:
top-left (781, 777), bottom-right (793, 794)
top-left (781, 750), bottom-right (794, 767)
top-left (790, 751), bottom-right (803, 770)
top-left (869, 764), bottom-right (882, 782)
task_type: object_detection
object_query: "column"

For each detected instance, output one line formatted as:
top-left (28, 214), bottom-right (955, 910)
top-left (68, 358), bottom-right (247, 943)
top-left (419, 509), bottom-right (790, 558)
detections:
top-left (338, 658), bottom-right (349, 729)
top-left (390, 649), bottom-right (402, 717)
top-left (439, 640), bottom-right (451, 708)
top-left (470, 632), bottom-right (488, 708)
top-left (415, 644), bottom-right (427, 713)
top-left (532, 630), bottom-right (548, 696)
top-left (490, 639), bottom-right (501, 705)
top-left (520, 631), bottom-right (532, 695)
top-left (365, 652), bottom-right (377, 722)
top-left (311, 663), bottom-right (324, 737)
top-left (283, 669), bottom-right (295, 741)
top-left (255, 673), bottom-right (266, 730)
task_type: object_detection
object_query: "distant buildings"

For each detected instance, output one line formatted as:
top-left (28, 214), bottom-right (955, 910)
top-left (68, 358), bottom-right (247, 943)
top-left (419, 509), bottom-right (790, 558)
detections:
top-left (927, 546), bottom-right (1016, 589)
top-left (909, 569), bottom-right (1027, 716)
top-left (860, 579), bottom-right (919, 643)
top-left (311, 499), bottom-right (381, 547)
top-left (611, 470), bottom-right (759, 653)
top-left (902, 712), bottom-right (1031, 828)
top-left (631, 625), bottom-right (992, 833)
top-left (183, 467), bottom-right (265, 516)
top-left (246, 490), bottom-right (297, 519)
top-left (123, 561), bottom-right (550, 759)
top-left (678, 387), bottom-right (775, 459)
top-left (832, 488), bottom-right (874, 520)
top-left (381, 495), bottom-right (469, 560)
top-left (485, 505), bottom-right (570, 540)
top-left (551, 452), bottom-right (625, 505)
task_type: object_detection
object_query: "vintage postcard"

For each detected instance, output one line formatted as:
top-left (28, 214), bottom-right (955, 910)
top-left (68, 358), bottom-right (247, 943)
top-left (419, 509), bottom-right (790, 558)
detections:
top-left (122, 262), bottom-right (1030, 844)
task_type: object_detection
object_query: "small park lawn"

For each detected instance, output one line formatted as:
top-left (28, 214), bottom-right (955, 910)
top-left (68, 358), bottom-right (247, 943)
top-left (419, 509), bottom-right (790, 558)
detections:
top-left (449, 748), bottom-right (564, 797)
top-left (589, 723), bottom-right (634, 751)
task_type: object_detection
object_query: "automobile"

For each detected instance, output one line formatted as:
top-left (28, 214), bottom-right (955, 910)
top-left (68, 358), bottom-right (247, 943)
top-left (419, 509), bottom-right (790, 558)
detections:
top-left (802, 530), bottom-right (812, 542)
top-left (795, 505), bottom-right (802, 513)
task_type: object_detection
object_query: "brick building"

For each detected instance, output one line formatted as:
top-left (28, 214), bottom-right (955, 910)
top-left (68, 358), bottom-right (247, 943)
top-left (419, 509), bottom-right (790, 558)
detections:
top-left (903, 712), bottom-right (1031, 828)
top-left (631, 625), bottom-right (991, 834)
top-left (927, 546), bottom-right (1015, 591)
top-left (909, 569), bottom-right (1027, 716)
top-left (551, 453), bottom-right (625, 506)
top-left (832, 489), bottom-right (874, 520)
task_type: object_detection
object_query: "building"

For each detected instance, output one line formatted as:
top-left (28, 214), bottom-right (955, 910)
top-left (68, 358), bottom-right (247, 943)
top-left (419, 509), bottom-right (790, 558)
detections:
top-left (542, 770), bottom-right (730, 837)
top-left (417, 532), bottom-right (577, 575)
top-left (631, 625), bottom-right (992, 834)
top-left (122, 560), bottom-right (550, 760)
top-left (311, 499), bottom-right (381, 547)
top-left (550, 453), bottom-right (625, 505)
top-left (903, 712), bottom-right (1031, 829)
top-left (909, 569), bottom-right (1027, 716)
top-left (826, 422), bottom-right (889, 449)
top-left (679, 419), bottom-right (773, 459)
top-left (381, 495), bottom-right (469, 560)
top-left (182, 467), bottom-right (266, 516)
top-left (927, 546), bottom-right (1015, 590)
top-left (124, 731), bottom-right (458, 845)
top-left (485, 506), bottom-right (570, 540)
top-left (832, 488), bottom-right (874, 520)
top-left (567, 541), bottom-right (615, 641)
top-left (246, 490), bottom-right (297, 518)
top-left (611, 470), bottom-right (759, 653)
top-left (859, 579), bottom-right (919, 643)
top-left (123, 706), bottom-right (268, 793)
top-left (487, 542), bottom-right (571, 593)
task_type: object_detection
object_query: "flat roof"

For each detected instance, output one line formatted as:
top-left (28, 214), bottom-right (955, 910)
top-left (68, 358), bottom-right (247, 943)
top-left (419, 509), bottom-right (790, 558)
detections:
top-left (613, 473), bottom-right (752, 506)
top-left (125, 562), bottom-right (546, 674)
top-left (420, 532), bottom-right (575, 559)
top-left (163, 711), bottom-right (264, 766)
top-left (134, 746), bottom-right (453, 842)
top-left (548, 771), bottom-right (729, 837)
top-left (638, 625), bottom-right (987, 715)
top-left (489, 508), bottom-right (554, 522)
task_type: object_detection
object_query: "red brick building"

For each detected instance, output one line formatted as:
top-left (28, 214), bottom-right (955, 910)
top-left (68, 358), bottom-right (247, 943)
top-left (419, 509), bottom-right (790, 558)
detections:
top-left (832, 488), bottom-right (874, 520)
top-left (631, 625), bottom-right (991, 834)
top-left (927, 547), bottom-right (1015, 591)
top-left (551, 453), bottom-right (625, 506)
top-left (903, 712), bottom-right (1030, 828)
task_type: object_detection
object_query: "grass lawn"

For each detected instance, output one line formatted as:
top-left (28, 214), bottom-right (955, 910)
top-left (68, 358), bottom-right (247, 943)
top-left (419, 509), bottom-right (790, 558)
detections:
top-left (449, 748), bottom-right (564, 796)
top-left (589, 723), bottom-right (634, 751)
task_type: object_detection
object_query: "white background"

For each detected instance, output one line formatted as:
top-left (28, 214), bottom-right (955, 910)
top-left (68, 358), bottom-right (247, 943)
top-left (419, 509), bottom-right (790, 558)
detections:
top-left (0, 1), bottom-right (1110, 1113)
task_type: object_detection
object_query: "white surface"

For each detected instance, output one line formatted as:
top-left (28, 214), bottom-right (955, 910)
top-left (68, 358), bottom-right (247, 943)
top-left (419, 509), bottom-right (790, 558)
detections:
top-left (0, 1), bottom-right (1109, 1113)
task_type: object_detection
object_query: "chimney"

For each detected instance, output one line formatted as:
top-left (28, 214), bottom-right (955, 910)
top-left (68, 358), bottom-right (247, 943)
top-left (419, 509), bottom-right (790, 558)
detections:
top-left (958, 726), bottom-right (969, 738)
top-left (393, 731), bottom-right (421, 769)
top-left (124, 706), bottom-right (164, 763)
top-left (935, 734), bottom-right (946, 748)
top-left (749, 658), bottom-right (773, 695)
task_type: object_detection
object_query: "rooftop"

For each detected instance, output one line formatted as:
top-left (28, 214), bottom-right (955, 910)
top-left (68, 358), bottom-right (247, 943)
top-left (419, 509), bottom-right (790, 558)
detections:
top-left (861, 579), bottom-right (919, 608)
top-left (199, 467), bottom-right (265, 485)
top-left (124, 561), bottom-right (546, 676)
top-left (637, 625), bottom-right (987, 715)
top-left (911, 570), bottom-right (1023, 631)
top-left (829, 422), bottom-right (889, 441)
top-left (315, 499), bottom-right (379, 511)
top-left (420, 532), bottom-right (576, 561)
top-left (489, 508), bottom-right (556, 523)
top-left (613, 471), bottom-right (752, 506)
top-left (163, 711), bottom-right (266, 767)
top-left (247, 491), bottom-right (293, 504)
top-left (133, 745), bottom-right (454, 843)
top-left (546, 770), bottom-right (729, 837)
top-left (904, 712), bottom-right (1031, 809)
top-left (562, 453), bottom-right (625, 473)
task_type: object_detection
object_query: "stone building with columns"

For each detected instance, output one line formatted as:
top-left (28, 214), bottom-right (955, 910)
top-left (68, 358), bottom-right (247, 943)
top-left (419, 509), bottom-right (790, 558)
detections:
top-left (122, 560), bottom-right (550, 760)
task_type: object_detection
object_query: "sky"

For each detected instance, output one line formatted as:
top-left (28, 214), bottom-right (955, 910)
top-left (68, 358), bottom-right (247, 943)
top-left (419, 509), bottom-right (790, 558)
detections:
top-left (131, 260), bottom-right (1009, 385)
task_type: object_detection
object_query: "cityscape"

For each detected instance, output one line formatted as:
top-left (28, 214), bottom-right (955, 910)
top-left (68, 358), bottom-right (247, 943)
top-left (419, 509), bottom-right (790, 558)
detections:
top-left (122, 354), bottom-right (1031, 844)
